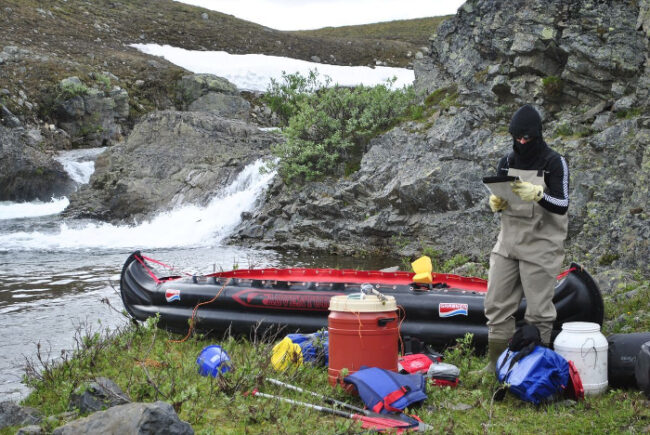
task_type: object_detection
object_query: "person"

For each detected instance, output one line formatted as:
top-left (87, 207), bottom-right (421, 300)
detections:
top-left (480, 104), bottom-right (570, 373)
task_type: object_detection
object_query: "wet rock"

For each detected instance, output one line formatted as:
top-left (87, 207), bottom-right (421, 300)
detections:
top-left (0, 125), bottom-right (75, 201)
top-left (65, 110), bottom-right (280, 221)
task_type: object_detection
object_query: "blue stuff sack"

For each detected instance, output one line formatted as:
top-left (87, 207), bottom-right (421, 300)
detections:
top-left (343, 367), bottom-right (427, 414)
top-left (287, 331), bottom-right (329, 366)
top-left (496, 345), bottom-right (569, 404)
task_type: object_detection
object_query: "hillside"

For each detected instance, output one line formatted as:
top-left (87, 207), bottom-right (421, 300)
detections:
top-left (0, 0), bottom-right (437, 126)
top-left (294, 16), bottom-right (450, 47)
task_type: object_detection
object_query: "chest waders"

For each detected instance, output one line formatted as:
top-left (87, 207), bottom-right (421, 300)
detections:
top-left (484, 168), bottom-right (568, 345)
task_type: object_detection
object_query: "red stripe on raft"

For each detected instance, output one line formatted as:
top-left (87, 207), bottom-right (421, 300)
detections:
top-left (207, 268), bottom-right (488, 292)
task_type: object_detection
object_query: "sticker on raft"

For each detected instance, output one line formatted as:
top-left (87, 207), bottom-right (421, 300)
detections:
top-left (165, 289), bottom-right (181, 303)
top-left (233, 289), bottom-right (342, 311)
top-left (439, 303), bottom-right (468, 317)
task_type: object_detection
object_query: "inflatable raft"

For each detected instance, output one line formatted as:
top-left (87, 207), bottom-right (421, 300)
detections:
top-left (120, 251), bottom-right (604, 349)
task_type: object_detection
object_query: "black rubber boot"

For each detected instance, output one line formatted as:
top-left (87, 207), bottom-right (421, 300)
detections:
top-left (471, 339), bottom-right (509, 375)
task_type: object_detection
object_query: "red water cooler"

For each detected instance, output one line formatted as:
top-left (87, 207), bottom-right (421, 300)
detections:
top-left (328, 293), bottom-right (399, 389)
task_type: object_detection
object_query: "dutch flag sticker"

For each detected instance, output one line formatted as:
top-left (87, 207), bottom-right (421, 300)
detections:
top-left (165, 289), bottom-right (181, 303)
top-left (438, 302), bottom-right (468, 318)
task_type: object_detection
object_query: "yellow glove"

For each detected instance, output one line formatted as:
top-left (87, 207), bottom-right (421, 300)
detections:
top-left (511, 180), bottom-right (544, 202)
top-left (489, 194), bottom-right (508, 212)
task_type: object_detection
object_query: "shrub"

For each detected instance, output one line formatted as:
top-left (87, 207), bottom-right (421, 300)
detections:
top-left (263, 70), bottom-right (327, 126)
top-left (266, 72), bottom-right (415, 184)
top-left (59, 81), bottom-right (90, 100)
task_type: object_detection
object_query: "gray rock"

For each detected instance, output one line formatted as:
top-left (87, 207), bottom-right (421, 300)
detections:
top-left (177, 74), bottom-right (238, 109)
top-left (52, 401), bottom-right (193, 435)
top-left (0, 125), bottom-right (75, 201)
top-left (55, 77), bottom-right (129, 147)
top-left (24, 128), bottom-right (43, 146)
top-left (65, 110), bottom-right (280, 221)
top-left (0, 401), bottom-right (41, 429)
top-left (187, 92), bottom-right (250, 120)
top-left (15, 425), bottom-right (43, 435)
top-left (1, 104), bottom-right (21, 127)
top-left (69, 377), bottom-right (130, 414)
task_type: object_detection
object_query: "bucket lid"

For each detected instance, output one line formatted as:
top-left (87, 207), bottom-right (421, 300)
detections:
top-left (329, 294), bottom-right (397, 312)
top-left (561, 321), bottom-right (601, 333)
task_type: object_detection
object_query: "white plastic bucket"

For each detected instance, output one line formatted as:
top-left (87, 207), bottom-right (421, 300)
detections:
top-left (554, 322), bottom-right (608, 395)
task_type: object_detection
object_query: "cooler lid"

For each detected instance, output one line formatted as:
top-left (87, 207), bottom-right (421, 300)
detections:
top-left (329, 294), bottom-right (397, 312)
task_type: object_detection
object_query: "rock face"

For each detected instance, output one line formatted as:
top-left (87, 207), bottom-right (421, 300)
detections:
top-left (52, 401), bottom-right (193, 435)
top-left (232, 0), bottom-right (649, 276)
top-left (65, 110), bottom-right (281, 221)
top-left (55, 77), bottom-right (129, 147)
top-left (0, 125), bottom-right (75, 201)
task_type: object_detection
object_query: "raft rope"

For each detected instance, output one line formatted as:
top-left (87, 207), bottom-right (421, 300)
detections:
top-left (169, 277), bottom-right (231, 344)
top-left (556, 267), bottom-right (578, 281)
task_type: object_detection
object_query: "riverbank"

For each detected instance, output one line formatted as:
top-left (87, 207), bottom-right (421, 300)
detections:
top-left (2, 262), bottom-right (648, 434)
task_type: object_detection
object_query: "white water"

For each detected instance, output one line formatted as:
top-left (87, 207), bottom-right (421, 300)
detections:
top-left (0, 159), bottom-right (275, 251)
top-left (131, 44), bottom-right (415, 92)
top-left (0, 198), bottom-right (70, 220)
top-left (54, 147), bottom-right (107, 185)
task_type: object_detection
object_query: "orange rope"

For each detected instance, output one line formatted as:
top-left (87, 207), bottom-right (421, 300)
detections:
top-left (397, 305), bottom-right (407, 356)
top-left (169, 278), bottom-right (231, 343)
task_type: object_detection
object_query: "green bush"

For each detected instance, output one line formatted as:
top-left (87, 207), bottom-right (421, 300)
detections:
top-left (263, 70), bottom-right (327, 126)
top-left (266, 71), bottom-right (415, 184)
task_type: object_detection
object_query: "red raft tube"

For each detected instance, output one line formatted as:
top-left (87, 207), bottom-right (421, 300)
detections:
top-left (120, 251), bottom-right (604, 349)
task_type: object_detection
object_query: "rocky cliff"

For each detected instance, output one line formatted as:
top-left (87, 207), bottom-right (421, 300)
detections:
top-left (232, 0), bottom-right (650, 277)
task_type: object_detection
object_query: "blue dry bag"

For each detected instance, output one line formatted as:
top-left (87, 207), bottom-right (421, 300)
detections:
top-left (343, 367), bottom-right (427, 414)
top-left (496, 345), bottom-right (569, 404)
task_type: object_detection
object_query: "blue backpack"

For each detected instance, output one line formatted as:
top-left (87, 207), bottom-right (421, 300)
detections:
top-left (496, 345), bottom-right (570, 404)
top-left (343, 367), bottom-right (427, 414)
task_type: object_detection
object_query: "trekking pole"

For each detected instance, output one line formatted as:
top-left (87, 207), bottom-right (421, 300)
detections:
top-left (247, 389), bottom-right (423, 432)
top-left (266, 377), bottom-right (366, 414)
top-left (265, 378), bottom-right (433, 432)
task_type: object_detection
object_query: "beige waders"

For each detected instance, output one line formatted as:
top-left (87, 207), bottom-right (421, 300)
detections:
top-left (485, 168), bottom-right (568, 345)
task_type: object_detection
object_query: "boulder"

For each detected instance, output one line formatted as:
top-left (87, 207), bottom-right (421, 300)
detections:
top-left (69, 377), bottom-right (130, 414)
top-left (0, 125), bottom-right (75, 201)
top-left (178, 73), bottom-right (250, 120)
top-left (0, 401), bottom-right (41, 429)
top-left (52, 401), bottom-right (193, 435)
top-left (55, 76), bottom-right (129, 147)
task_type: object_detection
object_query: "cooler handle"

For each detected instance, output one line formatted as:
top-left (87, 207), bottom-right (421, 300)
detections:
top-left (377, 317), bottom-right (396, 327)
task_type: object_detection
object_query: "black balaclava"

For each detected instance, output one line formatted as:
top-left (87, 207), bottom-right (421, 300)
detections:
top-left (508, 104), bottom-right (547, 166)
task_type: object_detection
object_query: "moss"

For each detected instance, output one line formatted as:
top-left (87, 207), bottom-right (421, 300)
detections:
top-left (542, 76), bottom-right (563, 99)
top-left (615, 107), bottom-right (642, 119)
top-left (598, 253), bottom-right (619, 266)
top-left (554, 122), bottom-right (573, 137)
top-left (424, 84), bottom-right (458, 110)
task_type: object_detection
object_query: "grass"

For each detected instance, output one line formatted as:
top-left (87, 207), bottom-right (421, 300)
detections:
top-left (5, 269), bottom-right (648, 434)
top-left (294, 16), bottom-right (450, 47)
